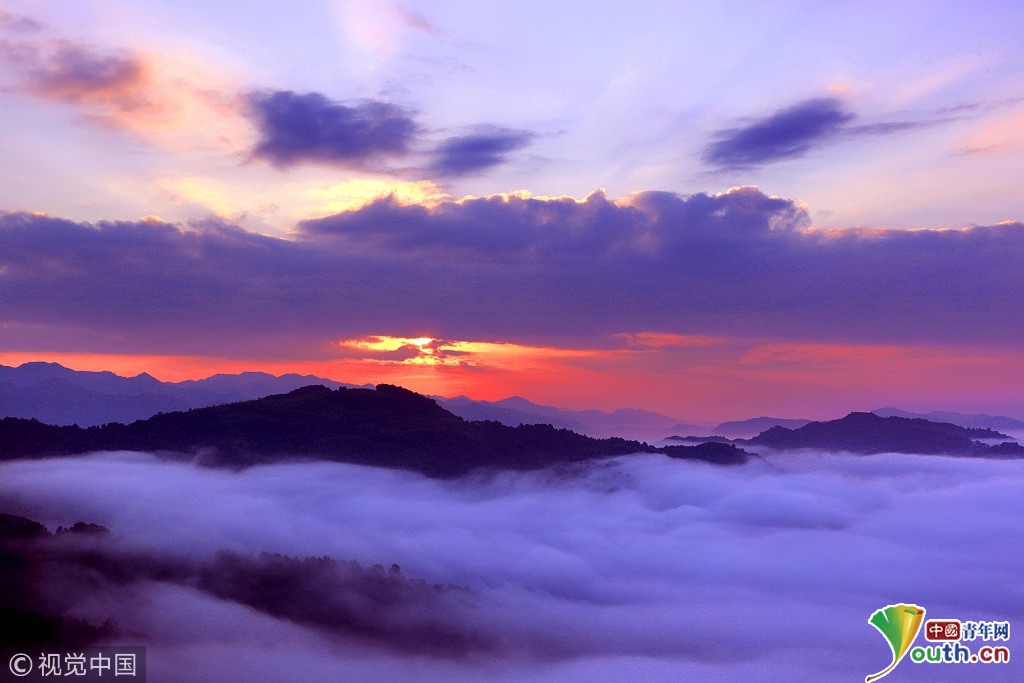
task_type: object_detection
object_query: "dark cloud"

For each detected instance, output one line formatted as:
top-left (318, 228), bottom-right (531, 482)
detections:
top-left (300, 189), bottom-right (650, 256)
top-left (299, 187), bottom-right (812, 271)
top-left (246, 90), bottom-right (418, 169)
top-left (1, 188), bottom-right (1022, 355)
top-left (244, 90), bottom-right (534, 175)
top-left (704, 98), bottom-right (958, 170)
top-left (704, 98), bottom-right (854, 169)
top-left (1, 23), bottom-right (527, 177)
top-left (430, 128), bottom-right (533, 176)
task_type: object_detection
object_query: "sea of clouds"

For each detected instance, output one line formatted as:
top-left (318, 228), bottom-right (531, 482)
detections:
top-left (1, 449), bottom-right (1021, 682)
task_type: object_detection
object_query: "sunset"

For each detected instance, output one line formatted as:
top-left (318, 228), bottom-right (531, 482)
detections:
top-left (0, 2), bottom-right (1021, 681)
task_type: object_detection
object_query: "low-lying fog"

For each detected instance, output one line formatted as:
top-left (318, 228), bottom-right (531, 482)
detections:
top-left (1, 449), bottom-right (1020, 682)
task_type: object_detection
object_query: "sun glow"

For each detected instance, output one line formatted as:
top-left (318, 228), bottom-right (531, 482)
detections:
top-left (4, 328), bottom-right (1024, 422)
top-left (343, 335), bottom-right (436, 352)
top-left (304, 179), bottom-right (449, 217)
top-left (336, 335), bottom-right (608, 369)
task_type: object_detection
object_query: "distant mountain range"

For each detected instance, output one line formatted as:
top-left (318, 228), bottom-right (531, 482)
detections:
top-left (704, 417), bottom-right (813, 439)
top-left (747, 412), bottom-right (1024, 457)
top-left (0, 384), bottom-right (750, 476)
top-left (2, 362), bottom-right (1022, 451)
top-left (435, 394), bottom-right (704, 440)
top-left (677, 409), bottom-right (1024, 441)
top-left (871, 407), bottom-right (1024, 432)
top-left (0, 362), bottom-right (696, 439)
top-left (0, 361), bottom-right (357, 426)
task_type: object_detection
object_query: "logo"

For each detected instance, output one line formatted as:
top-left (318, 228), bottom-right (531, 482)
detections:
top-left (866, 605), bottom-right (1011, 680)
top-left (924, 619), bottom-right (960, 641)
top-left (866, 603), bottom-right (926, 682)
top-left (8, 653), bottom-right (33, 677)
top-left (3, 646), bottom-right (147, 680)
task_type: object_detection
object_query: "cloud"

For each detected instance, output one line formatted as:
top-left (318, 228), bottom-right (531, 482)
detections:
top-left (430, 128), bottom-right (534, 176)
top-left (0, 33), bottom-right (252, 152)
top-left (0, 187), bottom-right (1022, 357)
top-left (298, 188), bottom-right (639, 255)
top-left (704, 98), bottom-right (854, 169)
top-left (955, 108), bottom-right (1024, 156)
top-left (19, 42), bottom-right (144, 104)
top-left (846, 120), bottom-right (937, 135)
top-left (0, 20), bottom-right (528, 177)
top-left (704, 98), bottom-right (957, 170)
top-left (0, 450), bottom-right (1021, 681)
top-left (244, 90), bottom-right (534, 175)
top-left (245, 90), bottom-right (418, 169)
top-left (299, 186), bottom-right (807, 256)
top-left (0, 38), bottom-right (148, 115)
top-left (0, 10), bottom-right (45, 33)
top-left (394, 6), bottom-right (442, 37)
top-left (332, 335), bottom-right (606, 371)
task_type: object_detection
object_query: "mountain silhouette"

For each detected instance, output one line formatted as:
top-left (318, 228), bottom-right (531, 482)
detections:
top-left (0, 384), bottom-right (750, 476)
top-left (1, 362), bottom-right (703, 439)
top-left (871, 407), bottom-right (1024, 432)
top-left (711, 416), bottom-right (812, 439)
top-left (0, 512), bottom-right (481, 654)
top-left (748, 411), bottom-right (1023, 456)
top-left (0, 361), bottom-right (356, 426)
top-left (436, 394), bottom-right (703, 440)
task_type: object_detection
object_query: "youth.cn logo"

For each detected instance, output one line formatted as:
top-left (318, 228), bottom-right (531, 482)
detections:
top-left (866, 604), bottom-right (1011, 680)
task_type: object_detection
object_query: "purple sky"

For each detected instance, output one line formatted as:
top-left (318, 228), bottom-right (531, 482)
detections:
top-left (0, 1), bottom-right (1022, 420)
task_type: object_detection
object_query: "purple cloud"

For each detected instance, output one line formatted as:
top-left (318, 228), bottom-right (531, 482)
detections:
top-left (0, 37), bottom-right (145, 108)
top-left (245, 90), bottom-right (535, 175)
top-left (25, 44), bottom-right (141, 96)
top-left (299, 189), bottom-right (643, 255)
top-left (0, 188), bottom-right (1022, 356)
top-left (704, 98), bottom-right (855, 170)
top-left (846, 120), bottom-right (935, 135)
top-left (430, 128), bottom-right (533, 176)
top-left (300, 187), bottom-right (807, 257)
top-left (246, 90), bottom-right (418, 169)
top-left (0, 10), bottom-right (44, 33)
top-left (703, 98), bottom-right (958, 170)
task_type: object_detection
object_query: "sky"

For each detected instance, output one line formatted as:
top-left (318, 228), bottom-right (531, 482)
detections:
top-left (0, 0), bottom-right (1022, 421)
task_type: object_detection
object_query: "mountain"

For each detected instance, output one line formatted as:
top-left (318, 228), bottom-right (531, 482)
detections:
top-left (435, 395), bottom-right (587, 432)
top-left (872, 407), bottom-right (1024, 432)
top-left (665, 435), bottom-right (734, 444)
top-left (436, 395), bottom-right (704, 440)
top-left (1, 362), bottom-right (704, 440)
top-left (710, 417), bottom-right (812, 439)
top-left (0, 511), bottom-right (476, 654)
top-left (0, 384), bottom-right (751, 476)
top-left (0, 375), bottom-right (189, 428)
top-left (0, 362), bottom-right (357, 426)
top-left (0, 513), bottom-right (117, 650)
top-left (748, 412), bottom-right (1024, 456)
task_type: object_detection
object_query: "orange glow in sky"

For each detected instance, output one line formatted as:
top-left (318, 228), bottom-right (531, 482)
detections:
top-left (2, 333), bottom-right (1023, 423)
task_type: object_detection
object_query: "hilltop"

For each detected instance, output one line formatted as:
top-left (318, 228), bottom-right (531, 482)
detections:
top-left (0, 384), bottom-right (750, 476)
